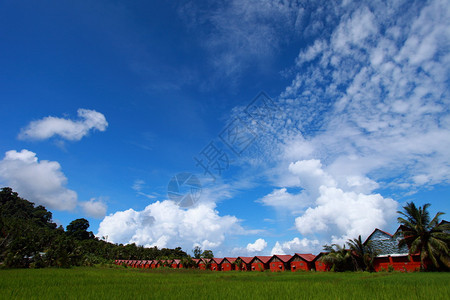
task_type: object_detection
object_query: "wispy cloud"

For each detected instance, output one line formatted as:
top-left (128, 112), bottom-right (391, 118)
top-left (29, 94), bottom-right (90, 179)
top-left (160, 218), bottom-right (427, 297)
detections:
top-left (178, 0), bottom-right (305, 78)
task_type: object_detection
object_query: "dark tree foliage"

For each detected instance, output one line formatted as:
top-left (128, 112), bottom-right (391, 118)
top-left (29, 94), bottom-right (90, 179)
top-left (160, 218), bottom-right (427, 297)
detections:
top-left (193, 246), bottom-right (202, 259)
top-left (0, 187), bottom-right (188, 268)
top-left (397, 202), bottom-right (449, 270)
top-left (66, 218), bottom-right (94, 240)
top-left (201, 250), bottom-right (214, 259)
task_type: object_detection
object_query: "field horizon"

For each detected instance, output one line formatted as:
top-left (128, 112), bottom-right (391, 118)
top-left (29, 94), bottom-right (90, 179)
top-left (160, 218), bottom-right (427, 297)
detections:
top-left (1, 266), bottom-right (449, 299)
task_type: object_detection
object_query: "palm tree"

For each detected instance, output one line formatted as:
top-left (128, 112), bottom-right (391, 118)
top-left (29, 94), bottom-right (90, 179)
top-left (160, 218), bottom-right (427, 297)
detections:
top-left (320, 244), bottom-right (353, 271)
top-left (397, 202), bottom-right (449, 270)
top-left (346, 235), bottom-right (377, 271)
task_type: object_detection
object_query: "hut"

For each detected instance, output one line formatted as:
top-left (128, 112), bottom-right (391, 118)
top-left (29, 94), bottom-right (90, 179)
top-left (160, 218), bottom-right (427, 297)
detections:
top-left (269, 255), bottom-right (292, 272)
top-left (221, 257), bottom-right (236, 271)
top-left (250, 256), bottom-right (271, 271)
top-left (236, 257), bottom-right (254, 271)
top-left (289, 253), bottom-right (316, 271)
top-left (197, 258), bottom-right (210, 270)
top-left (171, 259), bottom-right (181, 269)
top-left (313, 252), bottom-right (331, 271)
top-left (210, 258), bottom-right (223, 271)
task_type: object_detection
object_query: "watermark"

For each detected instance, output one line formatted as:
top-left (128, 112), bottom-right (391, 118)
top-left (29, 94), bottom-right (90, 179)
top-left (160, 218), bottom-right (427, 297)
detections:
top-left (167, 91), bottom-right (279, 207)
top-left (167, 172), bottom-right (202, 208)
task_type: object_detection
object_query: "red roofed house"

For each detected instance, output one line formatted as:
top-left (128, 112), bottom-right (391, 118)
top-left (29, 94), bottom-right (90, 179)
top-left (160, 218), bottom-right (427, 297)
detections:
top-left (269, 255), bottom-right (292, 272)
top-left (197, 258), bottom-right (210, 270)
top-left (290, 253), bottom-right (316, 271)
top-left (250, 256), bottom-right (271, 271)
top-left (171, 259), bottom-right (181, 269)
top-left (210, 258), bottom-right (223, 271)
top-left (237, 257), bottom-right (254, 271)
top-left (143, 260), bottom-right (151, 269)
top-left (313, 253), bottom-right (331, 271)
top-left (221, 257), bottom-right (236, 271)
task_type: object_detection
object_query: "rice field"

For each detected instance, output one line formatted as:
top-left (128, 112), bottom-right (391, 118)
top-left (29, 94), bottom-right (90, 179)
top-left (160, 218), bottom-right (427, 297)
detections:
top-left (0, 266), bottom-right (448, 300)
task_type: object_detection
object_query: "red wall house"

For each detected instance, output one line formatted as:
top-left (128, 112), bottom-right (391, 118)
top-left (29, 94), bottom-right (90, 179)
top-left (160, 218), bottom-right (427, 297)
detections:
top-left (221, 257), bottom-right (236, 271)
top-left (313, 253), bottom-right (331, 271)
top-left (290, 253), bottom-right (316, 271)
top-left (373, 254), bottom-right (421, 272)
top-left (197, 258), bottom-right (210, 270)
top-left (250, 256), bottom-right (271, 271)
top-left (269, 255), bottom-right (292, 272)
top-left (210, 258), bottom-right (223, 271)
top-left (171, 259), bottom-right (181, 269)
top-left (142, 260), bottom-right (150, 269)
top-left (149, 260), bottom-right (157, 269)
top-left (237, 257), bottom-right (254, 271)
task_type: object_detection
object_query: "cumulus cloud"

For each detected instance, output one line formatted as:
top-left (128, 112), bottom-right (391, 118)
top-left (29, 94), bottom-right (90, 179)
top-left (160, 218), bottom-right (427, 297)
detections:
top-left (97, 200), bottom-right (242, 250)
top-left (246, 238), bottom-right (267, 252)
top-left (0, 149), bottom-right (77, 210)
top-left (266, 158), bottom-right (398, 245)
top-left (271, 237), bottom-right (320, 255)
top-left (18, 108), bottom-right (108, 141)
top-left (80, 198), bottom-right (107, 219)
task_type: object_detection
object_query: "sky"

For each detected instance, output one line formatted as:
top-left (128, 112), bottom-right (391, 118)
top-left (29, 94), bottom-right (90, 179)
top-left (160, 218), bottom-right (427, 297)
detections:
top-left (0, 0), bottom-right (449, 257)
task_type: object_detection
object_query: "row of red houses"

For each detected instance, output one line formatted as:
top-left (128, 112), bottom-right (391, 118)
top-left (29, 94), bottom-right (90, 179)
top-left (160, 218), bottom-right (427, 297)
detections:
top-left (114, 252), bottom-right (421, 272)
top-left (114, 227), bottom-right (427, 272)
top-left (114, 253), bottom-right (329, 272)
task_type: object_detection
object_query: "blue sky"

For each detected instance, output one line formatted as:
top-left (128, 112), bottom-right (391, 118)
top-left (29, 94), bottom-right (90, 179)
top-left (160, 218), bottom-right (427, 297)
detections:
top-left (0, 0), bottom-right (449, 256)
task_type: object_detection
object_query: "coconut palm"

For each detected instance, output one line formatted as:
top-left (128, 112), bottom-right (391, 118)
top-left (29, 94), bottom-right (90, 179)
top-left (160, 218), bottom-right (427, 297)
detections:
top-left (346, 235), bottom-right (377, 271)
top-left (320, 244), bottom-right (353, 271)
top-left (397, 202), bottom-right (449, 270)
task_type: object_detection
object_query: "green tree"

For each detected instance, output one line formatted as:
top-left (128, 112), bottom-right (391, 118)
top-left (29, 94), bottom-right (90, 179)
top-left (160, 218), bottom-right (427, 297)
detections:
top-left (397, 202), bottom-right (449, 270)
top-left (347, 235), bottom-right (377, 271)
top-left (320, 244), bottom-right (353, 272)
top-left (193, 246), bottom-right (202, 259)
top-left (201, 249), bottom-right (214, 259)
top-left (66, 218), bottom-right (94, 241)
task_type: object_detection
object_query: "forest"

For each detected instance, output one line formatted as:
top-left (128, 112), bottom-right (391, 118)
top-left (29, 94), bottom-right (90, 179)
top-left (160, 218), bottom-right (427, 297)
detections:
top-left (0, 187), bottom-right (190, 268)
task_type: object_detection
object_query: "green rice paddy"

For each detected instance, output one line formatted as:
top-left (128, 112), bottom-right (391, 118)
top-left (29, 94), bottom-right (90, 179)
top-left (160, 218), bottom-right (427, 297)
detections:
top-left (0, 266), bottom-right (448, 299)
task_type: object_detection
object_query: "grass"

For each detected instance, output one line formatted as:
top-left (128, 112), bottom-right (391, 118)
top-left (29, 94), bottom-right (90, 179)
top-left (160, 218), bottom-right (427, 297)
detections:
top-left (0, 266), bottom-right (449, 300)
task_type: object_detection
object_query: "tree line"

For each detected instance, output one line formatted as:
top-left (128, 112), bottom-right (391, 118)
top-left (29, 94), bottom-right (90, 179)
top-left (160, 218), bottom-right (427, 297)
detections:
top-left (0, 187), bottom-right (189, 268)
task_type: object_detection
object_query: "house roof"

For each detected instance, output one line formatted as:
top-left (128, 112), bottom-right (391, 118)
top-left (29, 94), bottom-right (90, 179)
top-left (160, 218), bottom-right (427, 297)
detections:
top-left (312, 252), bottom-right (329, 262)
top-left (223, 257), bottom-right (236, 263)
top-left (270, 255), bottom-right (292, 263)
top-left (211, 258), bottom-right (224, 264)
top-left (252, 256), bottom-right (272, 264)
top-left (238, 256), bottom-right (254, 264)
top-left (363, 228), bottom-right (394, 245)
top-left (293, 253), bottom-right (316, 262)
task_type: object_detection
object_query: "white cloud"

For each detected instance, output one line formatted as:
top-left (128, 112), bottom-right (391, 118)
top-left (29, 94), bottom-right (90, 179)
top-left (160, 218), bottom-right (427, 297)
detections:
top-left (258, 188), bottom-right (305, 211)
top-left (179, 0), bottom-right (306, 78)
top-left (271, 237), bottom-right (321, 255)
top-left (0, 149), bottom-right (77, 211)
top-left (271, 241), bottom-right (285, 255)
top-left (260, 157), bottom-right (399, 247)
top-left (80, 198), bottom-right (107, 219)
top-left (97, 200), bottom-right (242, 250)
top-left (18, 108), bottom-right (108, 141)
top-left (246, 238), bottom-right (267, 252)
